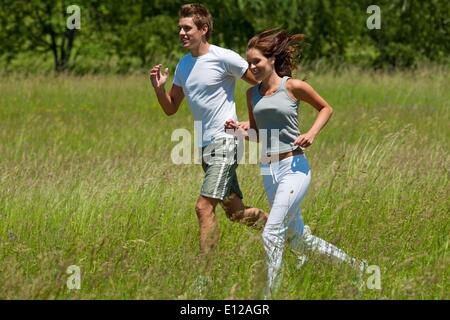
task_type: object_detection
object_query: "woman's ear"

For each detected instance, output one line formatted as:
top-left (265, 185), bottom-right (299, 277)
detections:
top-left (269, 56), bottom-right (275, 65)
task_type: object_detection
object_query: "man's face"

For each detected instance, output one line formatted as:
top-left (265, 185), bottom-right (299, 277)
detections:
top-left (178, 17), bottom-right (207, 49)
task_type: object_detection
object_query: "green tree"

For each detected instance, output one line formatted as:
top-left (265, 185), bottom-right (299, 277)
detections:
top-left (0, 0), bottom-right (87, 72)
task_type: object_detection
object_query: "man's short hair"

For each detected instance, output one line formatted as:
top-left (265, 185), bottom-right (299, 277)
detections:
top-left (179, 3), bottom-right (213, 41)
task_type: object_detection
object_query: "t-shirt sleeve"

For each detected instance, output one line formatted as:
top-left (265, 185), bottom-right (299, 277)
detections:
top-left (223, 49), bottom-right (249, 79)
top-left (172, 62), bottom-right (182, 87)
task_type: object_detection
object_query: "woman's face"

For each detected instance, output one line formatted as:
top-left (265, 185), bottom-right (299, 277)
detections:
top-left (246, 48), bottom-right (275, 81)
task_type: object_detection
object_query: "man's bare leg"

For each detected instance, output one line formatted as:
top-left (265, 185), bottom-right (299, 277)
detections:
top-left (220, 193), bottom-right (268, 229)
top-left (195, 195), bottom-right (220, 255)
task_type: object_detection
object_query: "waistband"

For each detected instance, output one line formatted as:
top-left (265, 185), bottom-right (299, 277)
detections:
top-left (260, 148), bottom-right (304, 164)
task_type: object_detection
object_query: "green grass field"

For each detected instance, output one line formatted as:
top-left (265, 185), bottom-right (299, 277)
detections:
top-left (0, 68), bottom-right (448, 299)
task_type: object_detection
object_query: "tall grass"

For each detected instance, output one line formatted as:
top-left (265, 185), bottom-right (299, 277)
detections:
top-left (0, 68), bottom-right (448, 299)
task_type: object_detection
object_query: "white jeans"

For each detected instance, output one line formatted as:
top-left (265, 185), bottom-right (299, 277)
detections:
top-left (261, 154), bottom-right (354, 295)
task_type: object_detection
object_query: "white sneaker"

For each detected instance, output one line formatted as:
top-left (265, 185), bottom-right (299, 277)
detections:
top-left (303, 225), bottom-right (312, 236)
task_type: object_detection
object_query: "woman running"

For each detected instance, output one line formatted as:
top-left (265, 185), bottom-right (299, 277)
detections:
top-left (225, 29), bottom-right (366, 297)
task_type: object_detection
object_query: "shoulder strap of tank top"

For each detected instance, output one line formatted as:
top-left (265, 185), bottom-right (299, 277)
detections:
top-left (250, 85), bottom-right (260, 109)
top-left (280, 76), bottom-right (299, 104)
top-left (280, 76), bottom-right (290, 92)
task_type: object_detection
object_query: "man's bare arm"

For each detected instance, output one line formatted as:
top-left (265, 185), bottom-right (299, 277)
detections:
top-left (150, 64), bottom-right (184, 116)
top-left (154, 84), bottom-right (184, 116)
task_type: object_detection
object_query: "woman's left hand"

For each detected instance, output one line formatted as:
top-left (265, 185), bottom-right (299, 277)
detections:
top-left (237, 121), bottom-right (250, 131)
top-left (294, 132), bottom-right (316, 148)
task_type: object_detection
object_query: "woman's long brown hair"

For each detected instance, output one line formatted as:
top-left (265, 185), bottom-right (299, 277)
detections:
top-left (247, 29), bottom-right (304, 77)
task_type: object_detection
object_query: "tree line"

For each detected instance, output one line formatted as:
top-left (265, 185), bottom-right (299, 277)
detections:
top-left (0, 0), bottom-right (448, 74)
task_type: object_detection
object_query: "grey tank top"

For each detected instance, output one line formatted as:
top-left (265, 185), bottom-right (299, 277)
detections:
top-left (251, 76), bottom-right (301, 156)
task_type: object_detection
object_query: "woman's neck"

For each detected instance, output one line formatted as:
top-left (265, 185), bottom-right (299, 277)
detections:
top-left (261, 73), bottom-right (282, 93)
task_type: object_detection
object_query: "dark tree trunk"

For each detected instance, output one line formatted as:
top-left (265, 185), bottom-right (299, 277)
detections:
top-left (52, 27), bottom-right (77, 72)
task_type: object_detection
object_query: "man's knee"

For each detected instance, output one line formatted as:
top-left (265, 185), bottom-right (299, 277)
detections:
top-left (224, 205), bottom-right (267, 227)
top-left (226, 209), bottom-right (245, 222)
top-left (195, 197), bottom-right (216, 220)
top-left (224, 205), bottom-right (250, 223)
top-left (221, 193), bottom-right (244, 220)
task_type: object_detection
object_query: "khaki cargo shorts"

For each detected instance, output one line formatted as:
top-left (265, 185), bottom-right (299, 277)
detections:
top-left (200, 137), bottom-right (243, 200)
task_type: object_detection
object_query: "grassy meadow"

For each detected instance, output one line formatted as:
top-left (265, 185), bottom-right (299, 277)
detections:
top-left (0, 68), bottom-right (448, 299)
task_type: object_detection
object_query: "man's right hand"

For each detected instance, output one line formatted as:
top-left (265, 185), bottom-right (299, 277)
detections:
top-left (225, 119), bottom-right (250, 131)
top-left (224, 119), bottom-right (239, 130)
top-left (150, 64), bottom-right (169, 89)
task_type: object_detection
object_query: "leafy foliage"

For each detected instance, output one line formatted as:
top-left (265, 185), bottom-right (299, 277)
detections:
top-left (0, 0), bottom-right (448, 73)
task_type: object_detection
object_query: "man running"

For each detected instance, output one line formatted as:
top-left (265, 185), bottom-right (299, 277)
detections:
top-left (149, 3), bottom-right (268, 255)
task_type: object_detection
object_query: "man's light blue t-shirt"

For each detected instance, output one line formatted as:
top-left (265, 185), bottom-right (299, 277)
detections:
top-left (173, 44), bottom-right (248, 147)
